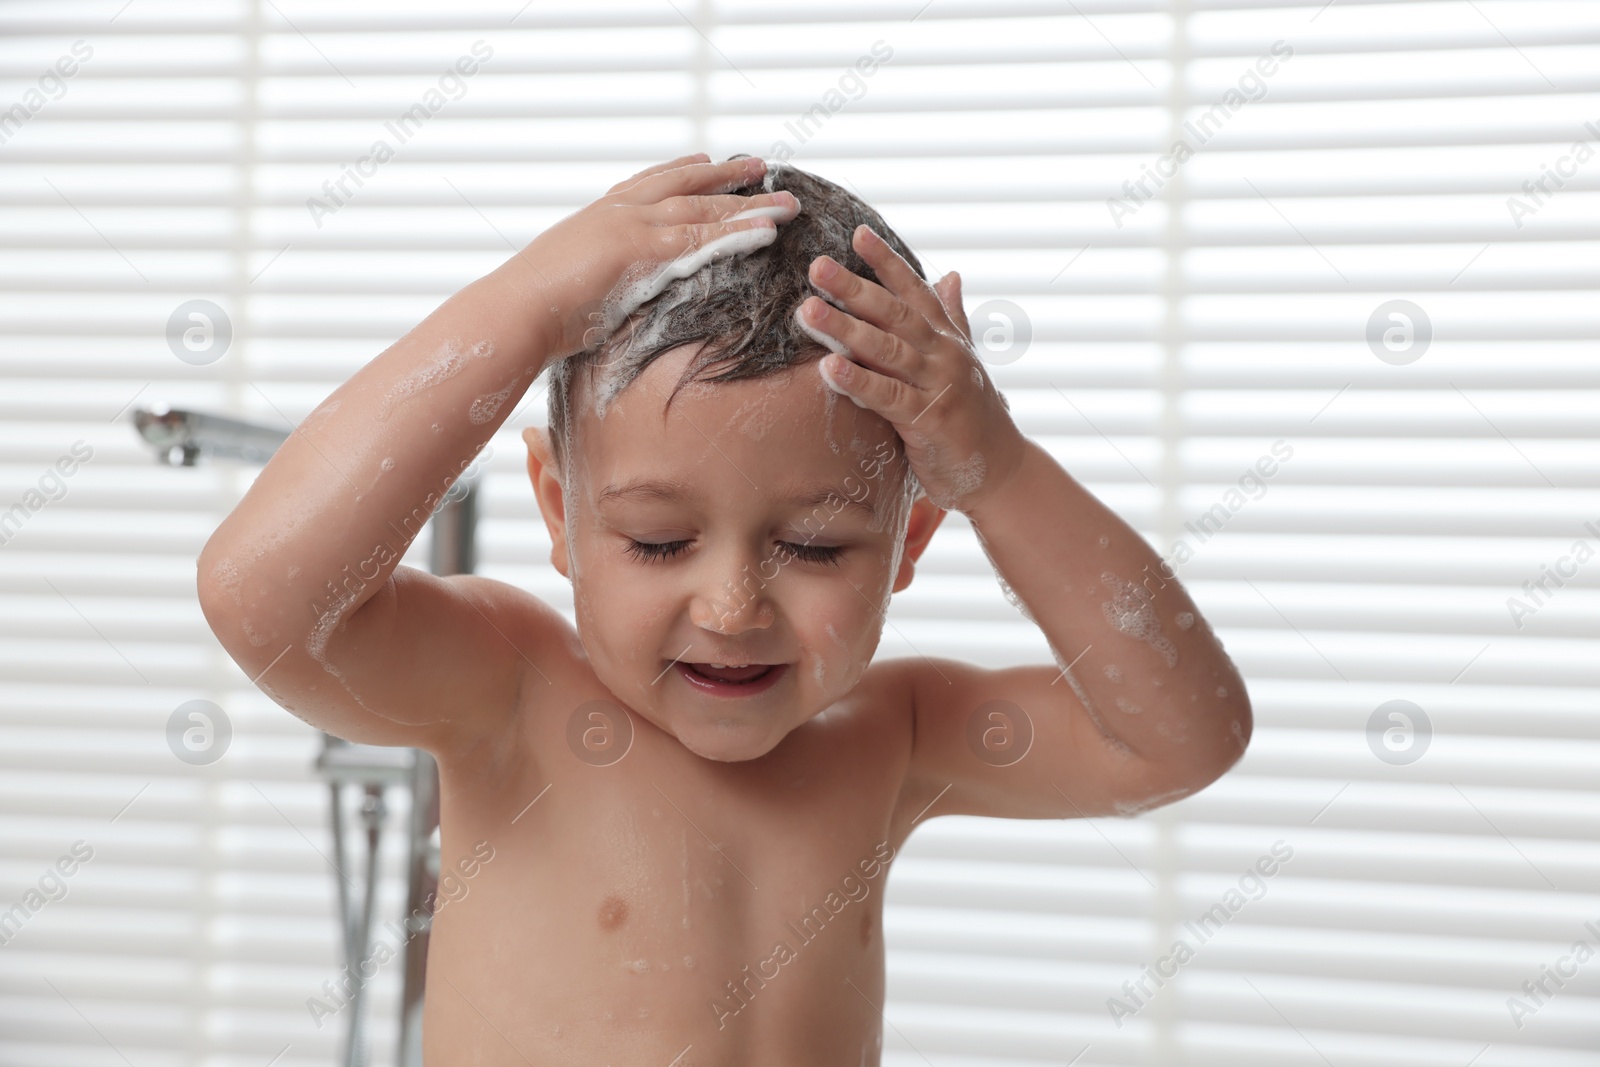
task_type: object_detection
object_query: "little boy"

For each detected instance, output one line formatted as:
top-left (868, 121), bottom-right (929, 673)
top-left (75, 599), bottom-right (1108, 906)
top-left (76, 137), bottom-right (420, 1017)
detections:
top-left (198, 153), bottom-right (1250, 1065)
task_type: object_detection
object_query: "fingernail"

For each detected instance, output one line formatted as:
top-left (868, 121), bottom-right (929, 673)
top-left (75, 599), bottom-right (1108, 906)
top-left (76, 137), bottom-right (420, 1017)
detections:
top-left (807, 298), bottom-right (830, 321)
top-left (814, 256), bottom-right (839, 281)
top-left (821, 355), bottom-right (851, 392)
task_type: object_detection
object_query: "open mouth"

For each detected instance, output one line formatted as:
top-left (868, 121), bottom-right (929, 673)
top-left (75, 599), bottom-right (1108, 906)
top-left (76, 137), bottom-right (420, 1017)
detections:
top-left (674, 661), bottom-right (787, 697)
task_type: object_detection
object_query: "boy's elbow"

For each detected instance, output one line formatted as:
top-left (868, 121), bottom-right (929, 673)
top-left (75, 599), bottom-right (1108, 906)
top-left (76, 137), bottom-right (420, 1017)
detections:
top-left (1200, 690), bottom-right (1253, 786)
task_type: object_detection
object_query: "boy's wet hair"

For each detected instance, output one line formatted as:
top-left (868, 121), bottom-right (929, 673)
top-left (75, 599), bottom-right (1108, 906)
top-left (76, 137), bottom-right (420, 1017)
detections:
top-left (544, 154), bottom-right (925, 500)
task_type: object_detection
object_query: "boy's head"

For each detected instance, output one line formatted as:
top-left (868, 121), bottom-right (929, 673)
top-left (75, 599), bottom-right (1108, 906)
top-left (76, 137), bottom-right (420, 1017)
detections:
top-left (524, 156), bottom-right (947, 763)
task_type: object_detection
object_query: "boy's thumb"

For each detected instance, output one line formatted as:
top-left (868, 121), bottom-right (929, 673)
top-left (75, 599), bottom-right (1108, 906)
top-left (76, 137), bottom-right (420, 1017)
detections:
top-left (935, 271), bottom-right (969, 339)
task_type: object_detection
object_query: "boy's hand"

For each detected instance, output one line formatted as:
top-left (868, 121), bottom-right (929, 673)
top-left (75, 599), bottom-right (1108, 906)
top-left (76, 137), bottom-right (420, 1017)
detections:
top-left (524, 153), bottom-right (802, 362)
top-left (797, 225), bottom-right (1026, 515)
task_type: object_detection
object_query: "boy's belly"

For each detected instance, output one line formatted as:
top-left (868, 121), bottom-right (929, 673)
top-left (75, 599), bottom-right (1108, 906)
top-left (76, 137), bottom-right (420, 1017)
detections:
top-left (420, 686), bottom-right (909, 1066)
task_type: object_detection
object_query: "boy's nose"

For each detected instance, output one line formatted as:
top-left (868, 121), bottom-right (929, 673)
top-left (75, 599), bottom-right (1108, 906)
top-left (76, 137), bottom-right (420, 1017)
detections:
top-left (690, 560), bottom-right (776, 635)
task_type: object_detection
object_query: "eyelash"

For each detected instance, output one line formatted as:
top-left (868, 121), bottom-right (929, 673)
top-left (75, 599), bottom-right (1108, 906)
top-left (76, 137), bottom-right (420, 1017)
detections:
top-left (624, 539), bottom-right (691, 563)
top-left (624, 539), bottom-right (845, 567)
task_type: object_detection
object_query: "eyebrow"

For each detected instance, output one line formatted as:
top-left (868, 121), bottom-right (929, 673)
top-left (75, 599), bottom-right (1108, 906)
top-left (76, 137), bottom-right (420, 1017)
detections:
top-left (596, 476), bottom-right (879, 521)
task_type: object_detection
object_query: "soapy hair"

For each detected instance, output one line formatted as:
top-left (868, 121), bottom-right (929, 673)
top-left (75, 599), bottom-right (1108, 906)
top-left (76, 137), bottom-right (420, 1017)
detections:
top-left (544, 154), bottom-right (926, 500)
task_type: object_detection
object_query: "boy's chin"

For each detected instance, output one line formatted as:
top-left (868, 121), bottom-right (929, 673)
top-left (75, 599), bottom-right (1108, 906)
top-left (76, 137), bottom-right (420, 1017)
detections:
top-left (673, 720), bottom-right (787, 763)
top-left (662, 703), bottom-right (806, 764)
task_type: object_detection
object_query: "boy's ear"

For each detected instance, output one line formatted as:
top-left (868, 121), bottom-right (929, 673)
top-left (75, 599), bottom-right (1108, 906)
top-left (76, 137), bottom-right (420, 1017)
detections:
top-left (891, 491), bottom-right (946, 594)
top-left (522, 426), bottom-right (570, 579)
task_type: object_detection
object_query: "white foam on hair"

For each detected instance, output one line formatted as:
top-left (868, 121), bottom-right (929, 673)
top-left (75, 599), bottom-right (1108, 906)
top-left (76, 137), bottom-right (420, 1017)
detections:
top-left (760, 158), bottom-right (783, 193)
top-left (604, 226), bottom-right (780, 338)
top-left (377, 339), bottom-right (494, 421)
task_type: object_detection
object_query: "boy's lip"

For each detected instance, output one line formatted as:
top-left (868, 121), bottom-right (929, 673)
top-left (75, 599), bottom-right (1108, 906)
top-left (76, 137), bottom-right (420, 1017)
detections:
top-left (672, 661), bottom-right (788, 698)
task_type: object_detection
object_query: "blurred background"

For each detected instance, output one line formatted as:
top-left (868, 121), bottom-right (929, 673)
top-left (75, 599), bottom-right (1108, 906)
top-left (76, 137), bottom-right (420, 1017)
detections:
top-left (0, 0), bottom-right (1597, 1064)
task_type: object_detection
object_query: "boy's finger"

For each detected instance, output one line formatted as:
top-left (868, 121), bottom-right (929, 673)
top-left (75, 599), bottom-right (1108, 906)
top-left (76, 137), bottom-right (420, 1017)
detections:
top-left (935, 272), bottom-right (971, 341)
top-left (797, 296), bottom-right (922, 388)
top-left (620, 156), bottom-right (766, 204)
top-left (637, 216), bottom-right (780, 293)
top-left (818, 350), bottom-right (907, 419)
top-left (607, 153), bottom-right (710, 195)
top-left (807, 255), bottom-right (938, 349)
top-left (851, 225), bottom-right (953, 333)
top-left (649, 190), bottom-right (800, 226)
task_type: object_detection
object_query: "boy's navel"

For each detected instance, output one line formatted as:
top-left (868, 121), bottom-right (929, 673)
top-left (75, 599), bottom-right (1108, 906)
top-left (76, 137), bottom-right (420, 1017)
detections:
top-left (598, 893), bottom-right (629, 932)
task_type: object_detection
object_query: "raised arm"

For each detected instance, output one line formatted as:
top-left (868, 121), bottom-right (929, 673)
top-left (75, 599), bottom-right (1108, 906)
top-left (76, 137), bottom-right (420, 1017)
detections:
top-left (790, 222), bottom-right (1251, 823)
top-left (196, 154), bottom-right (800, 755)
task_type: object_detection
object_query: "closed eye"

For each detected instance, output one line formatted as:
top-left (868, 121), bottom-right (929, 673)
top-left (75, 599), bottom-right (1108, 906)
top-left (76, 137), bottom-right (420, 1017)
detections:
top-left (777, 543), bottom-right (844, 566)
top-left (624, 538), bottom-right (691, 563)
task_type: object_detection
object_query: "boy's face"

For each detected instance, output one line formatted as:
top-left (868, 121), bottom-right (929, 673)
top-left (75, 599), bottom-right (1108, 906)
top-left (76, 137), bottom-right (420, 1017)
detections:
top-left (525, 343), bottom-right (945, 763)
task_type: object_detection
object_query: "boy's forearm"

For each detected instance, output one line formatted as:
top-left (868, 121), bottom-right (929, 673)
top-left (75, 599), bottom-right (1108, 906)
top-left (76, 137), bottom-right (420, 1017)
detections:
top-left (198, 252), bottom-right (555, 624)
top-left (965, 437), bottom-right (1250, 777)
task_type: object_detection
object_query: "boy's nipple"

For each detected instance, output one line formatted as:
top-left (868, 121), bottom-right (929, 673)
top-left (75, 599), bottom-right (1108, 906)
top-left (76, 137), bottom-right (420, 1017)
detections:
top-left (597, 893), bottom-right (629, 932)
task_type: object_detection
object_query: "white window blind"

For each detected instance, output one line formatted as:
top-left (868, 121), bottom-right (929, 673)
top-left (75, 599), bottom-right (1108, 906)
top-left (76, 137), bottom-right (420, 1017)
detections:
top-left (0, 1), bottom-right (1596, 1065)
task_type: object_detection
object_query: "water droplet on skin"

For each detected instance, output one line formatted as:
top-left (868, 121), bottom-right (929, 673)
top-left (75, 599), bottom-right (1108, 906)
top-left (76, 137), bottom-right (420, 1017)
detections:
top-left (1098, 535), bottom-right (1110, 547)
top-left (1176, 611), bottom-right (1195, 630)
top-left (377, 338), bottom-right (494, 421)
top-left (1100, 571), bottom-right (1178, 667)
top-left (431, 423), bottom-right (442, 433)
top-left (469, 382), bottom-right (516, 425)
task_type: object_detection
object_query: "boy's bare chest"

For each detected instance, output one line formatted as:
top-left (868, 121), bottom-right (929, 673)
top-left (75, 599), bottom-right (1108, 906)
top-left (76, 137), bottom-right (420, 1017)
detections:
top-left (422, 683), bottom-right (912, 1063)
